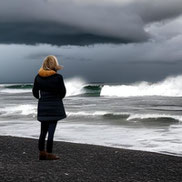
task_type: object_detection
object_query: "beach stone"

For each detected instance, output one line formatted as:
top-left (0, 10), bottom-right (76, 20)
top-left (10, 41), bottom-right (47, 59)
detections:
top-left (0, 136), bottom-right (182, 182)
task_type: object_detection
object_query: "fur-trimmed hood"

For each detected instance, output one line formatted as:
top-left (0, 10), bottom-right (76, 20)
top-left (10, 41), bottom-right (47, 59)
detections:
top-left (38, 68), bottom-right (57, 77)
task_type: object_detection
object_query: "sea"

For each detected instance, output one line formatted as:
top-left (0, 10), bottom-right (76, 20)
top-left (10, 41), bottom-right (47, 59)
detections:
top-left (0, 75), bottom-right (182, 156)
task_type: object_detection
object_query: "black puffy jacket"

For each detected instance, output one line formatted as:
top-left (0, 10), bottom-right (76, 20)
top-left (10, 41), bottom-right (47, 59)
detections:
top-left (32, 68), bottom-right (66, 122)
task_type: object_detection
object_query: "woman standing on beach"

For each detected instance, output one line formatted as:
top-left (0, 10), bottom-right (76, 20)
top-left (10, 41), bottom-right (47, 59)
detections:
top-left (32, 55), bottom-right (66, 160)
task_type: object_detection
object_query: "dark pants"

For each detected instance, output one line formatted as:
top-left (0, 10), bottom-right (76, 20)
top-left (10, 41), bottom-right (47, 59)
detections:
top-left (38, 121), bottom-right (57, 153)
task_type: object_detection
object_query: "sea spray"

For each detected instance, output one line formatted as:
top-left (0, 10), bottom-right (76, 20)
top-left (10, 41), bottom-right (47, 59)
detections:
top-left (1, 74), bottom-right (182, 97)
top-left (65, 77), bottom-right (86, 96)
top-left (100, 75), bottom-right (182, 97)
top-left (0, 77), bottom-right (87, 96)
top-left (1, 104), bottom-right (36, 116)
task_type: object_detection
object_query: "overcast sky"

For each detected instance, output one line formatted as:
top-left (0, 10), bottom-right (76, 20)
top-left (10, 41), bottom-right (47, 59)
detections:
top-left (0, 0), bottom-right (182, 83)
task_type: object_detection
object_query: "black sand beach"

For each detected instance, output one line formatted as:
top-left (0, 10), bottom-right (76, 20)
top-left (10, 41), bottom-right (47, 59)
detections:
top-left (0, 136), bottom-right (182, 182)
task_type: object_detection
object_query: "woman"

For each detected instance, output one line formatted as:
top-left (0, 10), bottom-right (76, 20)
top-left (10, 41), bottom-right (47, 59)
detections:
top-left (32, 55), bottom-right (66, 160)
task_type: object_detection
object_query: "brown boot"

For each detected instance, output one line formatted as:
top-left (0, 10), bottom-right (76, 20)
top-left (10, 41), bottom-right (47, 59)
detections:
top-left (46, 153), bottom-right (60, 160)
top-left (39, 151), bottom-right (47, 160)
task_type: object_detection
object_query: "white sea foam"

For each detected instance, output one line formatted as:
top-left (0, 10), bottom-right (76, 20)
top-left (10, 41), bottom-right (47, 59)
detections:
top-left (1, 120), bottom-right (182, 156)
top-left (1, 104), bottom-right (182, 123)
top-left (65, 77), bottom-right (86, 96)
top-left (127, 113), bottom-right (182, 122)
top-left (67, 111), bottom-right (108, 116)
top-left (0, 83), bottom-right (32, 93)
top-left (67, 111), bottom-right (129, 117)
top-left (101, 75), bottom-right (182, 97)
top-left (0, 77), bottom-right (86, 96)
top-left (1, 104), bottom-right (36, 116)
top-left (67, 111), bottom-right (182, 122)
top-left (0, 89), bottom-right (32, 94)
top-left (0, 84), bottom-right (18, 88)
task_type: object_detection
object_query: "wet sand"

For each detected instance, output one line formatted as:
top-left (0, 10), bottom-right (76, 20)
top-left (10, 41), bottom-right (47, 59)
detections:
top-left (0, 136), bottom-right (182, 182)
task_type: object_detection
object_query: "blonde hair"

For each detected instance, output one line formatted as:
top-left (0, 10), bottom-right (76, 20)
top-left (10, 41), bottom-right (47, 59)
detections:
top-left (42, 55), bottom-right (62, 71)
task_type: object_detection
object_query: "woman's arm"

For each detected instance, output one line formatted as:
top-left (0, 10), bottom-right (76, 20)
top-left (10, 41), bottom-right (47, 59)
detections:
top-left (58, 75), bottom-right (66, 99)
top-left (32, 76), bottom-right (39, 99)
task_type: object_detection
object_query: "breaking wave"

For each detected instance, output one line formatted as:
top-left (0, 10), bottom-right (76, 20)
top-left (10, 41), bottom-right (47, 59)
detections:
top-left (67, 111), bottom-right (182, 122)
top-left (126, 113), bottom-right (182, 122)
top-left (100, 75), bottom-right (182, 97)
top-left (0, 104), bottom-right (181, 123)
top-left (65, 77), bottom-right (86, 96)
top-left (0, 104), bottom-right (36, 116)
top-left (0, 78), bottom-right (87, 96)
top-left (0, 77), bottom-right (101, 96)
top-left (1, 75), bottom-right (182, 97)
top-left (0, 84), bottom-right (32, 93)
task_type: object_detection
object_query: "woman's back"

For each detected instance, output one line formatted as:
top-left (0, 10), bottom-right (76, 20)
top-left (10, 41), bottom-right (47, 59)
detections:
top-left (33, 67), bottom-right (66, 122)
top-left (33, 70), bottom-right (66, 99)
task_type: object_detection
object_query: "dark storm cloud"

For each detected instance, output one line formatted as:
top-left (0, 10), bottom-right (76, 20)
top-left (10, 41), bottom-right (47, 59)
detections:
top-left (1, 28), bottom-right (182, 84)
top-left (0, 0), bottom-right (182, 45)
top-left (0, 22), bottom-right (129, 45)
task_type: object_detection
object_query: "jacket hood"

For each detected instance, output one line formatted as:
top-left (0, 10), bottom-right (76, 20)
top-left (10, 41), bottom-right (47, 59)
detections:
top-left (38, 68), bottom-right (57, 77)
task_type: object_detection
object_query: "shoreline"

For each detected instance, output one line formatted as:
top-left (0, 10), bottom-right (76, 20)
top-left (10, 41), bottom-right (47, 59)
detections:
top-left (1, 134), bottom-right (181, 158)
top-left (1, 136), bottom-right (182, 182)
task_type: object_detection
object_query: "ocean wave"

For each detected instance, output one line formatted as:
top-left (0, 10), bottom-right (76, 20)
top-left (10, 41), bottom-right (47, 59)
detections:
top-left (67, 111), bottom-right (130, 119)
top-left (1, 75), bottom-right (182, 97)
top-left (0, 104), bottom-right (181, 123)
top-left (5, 84), bottom-right (33, 89)
top-left (67, 111), bottom-right (113, 116)
top-left (67, 111), bottom-right (182, 122)
top-left (83, 85), bottom-right (103, 97)
top-left (0, 104), bottom-right (36, 116)
top-left (67, 111), bottom-right (131, 120)
top-left (127, 114), bottom-right (182, 122)
top-left (0, 89), bottom-right (32, 94)
top-left (0, 84), bottom-right (33, 93)
top-left (65, 77), bottom-right (86, 96)
top-left (0, 78), bottom-right (88, 96)
top-left (100, 75), bottom-right (182, 97)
